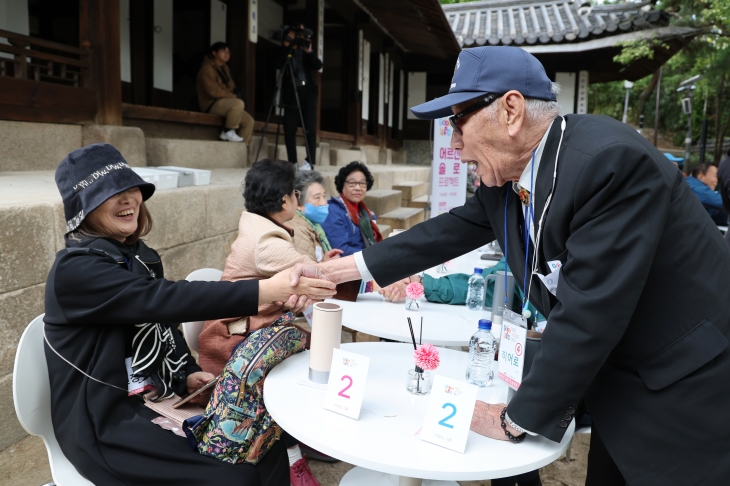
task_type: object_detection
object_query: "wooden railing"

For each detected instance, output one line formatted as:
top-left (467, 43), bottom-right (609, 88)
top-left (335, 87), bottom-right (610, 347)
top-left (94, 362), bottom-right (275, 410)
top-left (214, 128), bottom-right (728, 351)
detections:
top-left (0, 29), bottom-right (91, 88)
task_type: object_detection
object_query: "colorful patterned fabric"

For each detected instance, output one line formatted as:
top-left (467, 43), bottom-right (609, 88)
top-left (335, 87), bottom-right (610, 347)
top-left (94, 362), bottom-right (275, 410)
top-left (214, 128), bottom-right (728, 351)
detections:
top-left (187, 321), bottom-right (305, 464)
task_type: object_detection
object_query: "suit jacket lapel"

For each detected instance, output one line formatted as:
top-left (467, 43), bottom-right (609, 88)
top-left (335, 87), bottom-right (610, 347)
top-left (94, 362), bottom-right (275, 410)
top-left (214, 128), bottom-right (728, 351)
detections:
top-left (531, 117), bottom-right (564, 274)
top-left (532, 117), bottom-right (564, 233)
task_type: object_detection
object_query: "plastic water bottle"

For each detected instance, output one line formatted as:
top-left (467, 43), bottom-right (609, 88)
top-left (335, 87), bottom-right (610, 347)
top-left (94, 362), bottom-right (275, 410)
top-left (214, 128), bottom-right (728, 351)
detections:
top-left (466, 319), bottom-right (496, 387)
top-left (465, 268), bottom-right (485, 311)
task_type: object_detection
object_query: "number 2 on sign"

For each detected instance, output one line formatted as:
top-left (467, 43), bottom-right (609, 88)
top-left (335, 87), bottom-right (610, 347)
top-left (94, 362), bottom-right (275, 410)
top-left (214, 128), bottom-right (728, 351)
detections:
top-left (338, 375), bottom-right (353, 399)
top-left (438, 403), bottom-right (457, 429)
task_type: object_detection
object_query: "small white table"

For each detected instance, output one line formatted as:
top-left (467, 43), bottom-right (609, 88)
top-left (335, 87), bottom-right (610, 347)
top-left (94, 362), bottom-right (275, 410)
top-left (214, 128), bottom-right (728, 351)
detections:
top-left (328, 250), bottom-right (501, 346)
top-left (265, 342), bottom-right (574, 486)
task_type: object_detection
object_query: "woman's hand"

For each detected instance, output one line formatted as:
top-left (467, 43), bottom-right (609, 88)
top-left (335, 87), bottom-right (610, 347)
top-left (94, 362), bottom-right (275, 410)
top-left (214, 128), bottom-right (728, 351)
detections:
top-left (259, 267), bottom-right (337, 305)
top-left (278, 294), bottom-right (312, 314)
top-left (323, 249), bottom-right (344, 261)
top-left (186, 371), bottom-right (216, 405)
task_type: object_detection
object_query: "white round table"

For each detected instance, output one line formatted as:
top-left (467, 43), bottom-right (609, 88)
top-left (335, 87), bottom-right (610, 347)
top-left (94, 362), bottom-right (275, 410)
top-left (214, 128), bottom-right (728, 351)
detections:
top-left (328, 293), bottom-right (492, 347)
top-left (265, 342), bottom-right (574, 486)
top-left (327, 250), bottom-right (502, 347)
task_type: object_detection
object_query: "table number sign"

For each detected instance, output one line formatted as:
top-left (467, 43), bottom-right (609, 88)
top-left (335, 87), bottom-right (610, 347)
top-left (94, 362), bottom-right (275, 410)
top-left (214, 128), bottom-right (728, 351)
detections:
top-left (322, 348), bottom-right (370, 419)
top-left (420, 375), bottom-right (478, 453)
top-left (498, 320), bottom-right (527, 390)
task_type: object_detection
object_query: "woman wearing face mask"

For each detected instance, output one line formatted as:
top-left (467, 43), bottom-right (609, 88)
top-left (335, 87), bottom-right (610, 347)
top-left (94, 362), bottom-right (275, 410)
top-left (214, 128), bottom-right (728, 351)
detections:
top-left (290, 171), bottom-right (343, 262)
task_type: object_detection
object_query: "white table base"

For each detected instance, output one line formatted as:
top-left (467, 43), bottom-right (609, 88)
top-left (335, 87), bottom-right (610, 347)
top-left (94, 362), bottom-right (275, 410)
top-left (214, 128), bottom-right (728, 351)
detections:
top-left (340, 467), bottom-right (459, 486)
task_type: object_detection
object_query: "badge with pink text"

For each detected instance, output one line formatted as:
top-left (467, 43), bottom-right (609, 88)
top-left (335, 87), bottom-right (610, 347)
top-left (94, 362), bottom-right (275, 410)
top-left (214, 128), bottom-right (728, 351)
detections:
top-left (323, 348), bottom-right (370, 419)
top-left (498, 321), bottom-right (527, 390)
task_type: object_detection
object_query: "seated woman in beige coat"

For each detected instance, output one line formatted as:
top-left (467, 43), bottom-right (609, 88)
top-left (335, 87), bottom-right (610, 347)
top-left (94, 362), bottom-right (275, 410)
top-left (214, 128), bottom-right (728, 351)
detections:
top-left (289, 170), bottom-right (342, 262)
top-left (198, 159), bottom-right (325, 485)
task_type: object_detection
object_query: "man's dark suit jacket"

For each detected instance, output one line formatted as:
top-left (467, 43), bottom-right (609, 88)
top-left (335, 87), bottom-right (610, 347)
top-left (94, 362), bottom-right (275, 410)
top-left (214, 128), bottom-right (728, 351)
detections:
top-left (362, 115), bottom-right (730, 485)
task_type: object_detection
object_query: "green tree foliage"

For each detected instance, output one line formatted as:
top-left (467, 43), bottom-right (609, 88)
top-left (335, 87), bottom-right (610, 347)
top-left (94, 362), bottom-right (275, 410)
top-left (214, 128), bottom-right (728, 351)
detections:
top-left (590, 0), bottom-right (730, 163)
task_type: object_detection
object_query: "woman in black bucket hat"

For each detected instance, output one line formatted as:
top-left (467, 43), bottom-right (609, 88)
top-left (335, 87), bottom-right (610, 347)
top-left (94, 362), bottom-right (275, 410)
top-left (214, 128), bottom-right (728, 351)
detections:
top-left (42, 143), bottom-right (335, 485)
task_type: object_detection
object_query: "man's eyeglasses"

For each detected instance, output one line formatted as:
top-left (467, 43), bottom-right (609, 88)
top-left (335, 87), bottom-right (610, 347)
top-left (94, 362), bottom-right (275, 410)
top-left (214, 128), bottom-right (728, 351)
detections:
top-left (449, 93), bottom-right (499, 136)
top-left (345, 180), bottom-right (368, 188)
top-left (293, 190), bottom-right (301, 200)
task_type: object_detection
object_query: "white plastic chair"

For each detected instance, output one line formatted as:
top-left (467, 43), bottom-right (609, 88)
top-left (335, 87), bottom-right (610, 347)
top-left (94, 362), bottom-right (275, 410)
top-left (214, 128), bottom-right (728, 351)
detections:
top-left (13, 314), bottom-right (94, 486)
top-left (182, 268), bottom-right (223, 354)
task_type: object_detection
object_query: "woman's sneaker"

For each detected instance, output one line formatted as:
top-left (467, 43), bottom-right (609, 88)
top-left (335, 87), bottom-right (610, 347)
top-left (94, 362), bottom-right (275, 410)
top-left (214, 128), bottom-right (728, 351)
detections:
top-left (290, 458), bottom-right (320, 486)
top-left (219, 129), bottom-right (244, 142)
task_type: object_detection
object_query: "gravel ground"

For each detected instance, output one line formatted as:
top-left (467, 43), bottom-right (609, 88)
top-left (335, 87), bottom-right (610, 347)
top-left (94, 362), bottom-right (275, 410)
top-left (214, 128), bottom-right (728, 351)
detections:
top-left (0, 433), bottom-right (590, 486)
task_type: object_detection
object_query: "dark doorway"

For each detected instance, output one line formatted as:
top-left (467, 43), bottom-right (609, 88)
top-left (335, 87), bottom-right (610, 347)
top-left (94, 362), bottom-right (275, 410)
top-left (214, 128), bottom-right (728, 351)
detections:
top-left (28, 0), bottom-right (79, 47)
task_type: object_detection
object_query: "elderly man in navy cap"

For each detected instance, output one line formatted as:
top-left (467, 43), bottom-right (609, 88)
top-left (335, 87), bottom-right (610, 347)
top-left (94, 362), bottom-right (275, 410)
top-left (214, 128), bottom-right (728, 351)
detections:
top-left (293, 46), bottom-right (730, 485)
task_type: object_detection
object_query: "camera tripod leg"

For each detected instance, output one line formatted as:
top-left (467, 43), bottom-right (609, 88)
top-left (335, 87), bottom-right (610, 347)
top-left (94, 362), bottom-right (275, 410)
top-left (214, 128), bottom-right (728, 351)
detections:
top-left (287, 58), bottom-right (314, 166)
top-left (255, 61), bottom-right (290, 163)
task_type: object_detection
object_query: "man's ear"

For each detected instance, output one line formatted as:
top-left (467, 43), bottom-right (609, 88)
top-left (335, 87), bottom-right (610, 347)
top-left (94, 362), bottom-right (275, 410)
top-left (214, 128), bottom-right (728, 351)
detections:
top-left (501, 90), bottom-right (526, 138)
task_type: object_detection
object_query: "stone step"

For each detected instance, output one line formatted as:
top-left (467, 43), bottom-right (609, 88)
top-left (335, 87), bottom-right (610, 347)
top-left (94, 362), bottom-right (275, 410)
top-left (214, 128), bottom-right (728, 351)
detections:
top-left (330, 148), bottom-right (365, 167)
top-left (376, 223), bottom-right (392, 238)
top-left (377, 207), bottom-right (425, 230)
top-left (365, 189), bottom-right (403, 216)
top-left (393, 181), bottom-right (428, 202)
top-left (147, 138), bottom-right (247, 169)
top-left (408, 194), bottom-right (430, 209)
top-left (0, 121), bottom-right (147, 171)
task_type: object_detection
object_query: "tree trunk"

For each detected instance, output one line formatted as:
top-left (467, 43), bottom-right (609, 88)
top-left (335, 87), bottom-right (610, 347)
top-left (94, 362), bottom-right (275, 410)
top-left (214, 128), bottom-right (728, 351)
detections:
top-left (635, 70), bottom-right (660, 124)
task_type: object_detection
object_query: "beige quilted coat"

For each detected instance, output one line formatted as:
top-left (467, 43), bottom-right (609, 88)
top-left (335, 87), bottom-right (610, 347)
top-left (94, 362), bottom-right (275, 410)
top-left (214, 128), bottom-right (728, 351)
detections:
top-left (198, 211), bottom-right (313, 375)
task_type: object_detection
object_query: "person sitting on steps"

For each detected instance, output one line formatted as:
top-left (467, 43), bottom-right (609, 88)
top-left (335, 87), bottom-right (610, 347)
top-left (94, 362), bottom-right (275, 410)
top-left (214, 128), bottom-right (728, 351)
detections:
top-left (197, 41), bottom-right (254, 143)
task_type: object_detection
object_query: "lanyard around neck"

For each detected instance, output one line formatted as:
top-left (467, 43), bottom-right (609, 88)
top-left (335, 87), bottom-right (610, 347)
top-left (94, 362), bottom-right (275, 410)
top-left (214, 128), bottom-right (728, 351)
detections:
top-left (503, 150), bottom-right (536, 316)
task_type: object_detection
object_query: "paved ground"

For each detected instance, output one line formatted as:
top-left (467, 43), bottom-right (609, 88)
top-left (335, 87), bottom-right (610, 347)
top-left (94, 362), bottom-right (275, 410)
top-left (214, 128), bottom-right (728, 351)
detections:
top-left (0, 433), bottom-right (590, 486)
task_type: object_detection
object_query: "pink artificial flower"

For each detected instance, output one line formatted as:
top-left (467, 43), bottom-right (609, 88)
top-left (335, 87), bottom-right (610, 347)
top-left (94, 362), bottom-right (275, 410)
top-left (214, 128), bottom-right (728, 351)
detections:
top-left (406, 282), bottom-right (425, 300)
top-left (414, 343), bottom-right (440, 371)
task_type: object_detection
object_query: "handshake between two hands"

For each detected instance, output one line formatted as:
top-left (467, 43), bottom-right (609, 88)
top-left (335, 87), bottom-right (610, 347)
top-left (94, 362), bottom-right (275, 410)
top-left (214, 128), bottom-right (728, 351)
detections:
top-left (257, 259), bottom-right (413, 311)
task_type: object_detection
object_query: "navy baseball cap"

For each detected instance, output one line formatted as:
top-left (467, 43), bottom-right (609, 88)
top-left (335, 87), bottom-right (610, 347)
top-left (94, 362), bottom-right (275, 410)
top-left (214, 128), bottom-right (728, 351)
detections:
top-left (410, 46), bottom-right (555, 120)
top-left (56, 143), bottom-right (155, 234)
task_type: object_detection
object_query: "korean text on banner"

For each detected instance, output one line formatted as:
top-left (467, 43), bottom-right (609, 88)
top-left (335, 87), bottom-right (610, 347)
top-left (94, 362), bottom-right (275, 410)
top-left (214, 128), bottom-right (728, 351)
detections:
top-left (430, 118), bottom-right (467, 218)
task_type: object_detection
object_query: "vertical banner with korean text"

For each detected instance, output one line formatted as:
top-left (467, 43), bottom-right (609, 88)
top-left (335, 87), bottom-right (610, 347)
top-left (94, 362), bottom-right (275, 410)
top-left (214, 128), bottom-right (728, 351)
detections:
top-left (430, 118), bottom-right (467, 218)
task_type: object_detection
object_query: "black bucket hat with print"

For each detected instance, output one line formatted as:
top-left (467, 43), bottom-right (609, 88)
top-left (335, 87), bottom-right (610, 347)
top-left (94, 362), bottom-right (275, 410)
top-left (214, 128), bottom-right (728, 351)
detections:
top-left (55, 143), bottom-right (155, 234)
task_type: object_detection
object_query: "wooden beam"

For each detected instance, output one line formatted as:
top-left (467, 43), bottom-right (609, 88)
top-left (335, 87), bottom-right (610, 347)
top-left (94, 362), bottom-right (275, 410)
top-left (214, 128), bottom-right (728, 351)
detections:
top-left (121, 103), bottom-right (223, 126)
top-left (82, 0), bottom-right (122, 125)
top-left (0, 77), bottom-right (97, 124)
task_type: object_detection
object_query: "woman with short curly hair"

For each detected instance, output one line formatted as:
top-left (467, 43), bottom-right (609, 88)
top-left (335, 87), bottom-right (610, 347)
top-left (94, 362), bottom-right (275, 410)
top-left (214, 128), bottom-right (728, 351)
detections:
top-left (321, 161), bottom-right (382, 256)
top-left (198, 158), bottom-right (324, 486)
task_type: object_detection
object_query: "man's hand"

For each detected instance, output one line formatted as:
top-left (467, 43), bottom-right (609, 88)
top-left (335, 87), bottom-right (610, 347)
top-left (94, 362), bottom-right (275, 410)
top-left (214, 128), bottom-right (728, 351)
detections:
top-left (470, 401), bottom-right (520, 441)
top-left (379, 277), bottom-right (410, 302)
top-left (186, 371), bottom-right (216, 405)
top-left (289, 262), bottom-right (337, 287)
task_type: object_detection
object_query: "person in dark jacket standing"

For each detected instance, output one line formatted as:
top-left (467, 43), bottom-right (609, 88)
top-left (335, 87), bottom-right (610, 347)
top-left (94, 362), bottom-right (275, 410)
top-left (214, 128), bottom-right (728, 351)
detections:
top-left (43, 143), bottom-right (336, 486)
top-left (291, 47), bottom-right (730, 485)
top-left (277, 25), bottom-right (322, 170)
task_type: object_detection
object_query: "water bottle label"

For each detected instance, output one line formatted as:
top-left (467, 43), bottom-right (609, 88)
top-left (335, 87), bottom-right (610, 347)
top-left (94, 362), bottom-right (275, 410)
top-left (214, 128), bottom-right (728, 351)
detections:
top-left (498, 322), bottom-right (527, 390)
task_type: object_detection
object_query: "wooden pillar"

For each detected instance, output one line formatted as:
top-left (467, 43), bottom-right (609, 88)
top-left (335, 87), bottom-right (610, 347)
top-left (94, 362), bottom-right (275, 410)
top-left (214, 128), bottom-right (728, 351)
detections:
top-left (81, 0), bottom-right (123, 125)
top-left (227, 1), bottom-right (256, 117)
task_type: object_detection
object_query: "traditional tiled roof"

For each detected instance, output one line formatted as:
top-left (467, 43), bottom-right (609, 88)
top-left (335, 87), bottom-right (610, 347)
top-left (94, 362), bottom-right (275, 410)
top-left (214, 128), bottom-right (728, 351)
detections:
top-left (442, 0), bottom-right (670, 47)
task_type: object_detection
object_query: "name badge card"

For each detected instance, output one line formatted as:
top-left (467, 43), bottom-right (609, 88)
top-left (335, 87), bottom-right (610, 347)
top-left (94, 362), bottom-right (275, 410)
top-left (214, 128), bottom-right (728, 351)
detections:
top-left (498, 321), bottom-right (527, 390)
top-left (420, 375), bottom-right (478, 453)
top-left (323, 348), bottom-right (370, 419)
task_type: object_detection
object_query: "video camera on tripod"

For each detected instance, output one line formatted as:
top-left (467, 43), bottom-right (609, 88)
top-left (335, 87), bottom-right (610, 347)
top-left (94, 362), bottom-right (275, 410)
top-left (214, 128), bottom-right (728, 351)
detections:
top-left (269, 25), bottom-right (313, 50)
